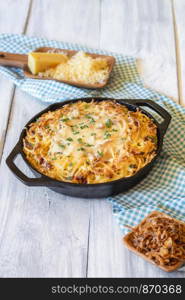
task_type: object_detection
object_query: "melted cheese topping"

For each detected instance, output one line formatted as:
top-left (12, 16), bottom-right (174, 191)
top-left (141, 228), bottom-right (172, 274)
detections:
top-left (23, 100), bottom-right (158, 184)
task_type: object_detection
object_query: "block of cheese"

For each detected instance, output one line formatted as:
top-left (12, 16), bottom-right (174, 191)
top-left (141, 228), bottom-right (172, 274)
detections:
top-left (28, 52), bottom-right (68, 75)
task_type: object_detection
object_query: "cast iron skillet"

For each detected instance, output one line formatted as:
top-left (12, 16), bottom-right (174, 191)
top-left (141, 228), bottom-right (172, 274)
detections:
top-left (6, 98), bottom-right (171, 198)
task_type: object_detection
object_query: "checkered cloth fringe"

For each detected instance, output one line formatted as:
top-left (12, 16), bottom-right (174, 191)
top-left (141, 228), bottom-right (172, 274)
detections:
top-left (0, 34), bottom-right (185, 237)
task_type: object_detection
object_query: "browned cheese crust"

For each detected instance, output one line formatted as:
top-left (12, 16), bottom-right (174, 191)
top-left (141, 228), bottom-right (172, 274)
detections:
top-left (23, 100), bottom-right (157, 184)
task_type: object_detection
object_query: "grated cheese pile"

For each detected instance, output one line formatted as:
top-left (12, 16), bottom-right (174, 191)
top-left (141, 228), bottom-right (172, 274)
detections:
top-left (39, 51), bottom-right (110, 84)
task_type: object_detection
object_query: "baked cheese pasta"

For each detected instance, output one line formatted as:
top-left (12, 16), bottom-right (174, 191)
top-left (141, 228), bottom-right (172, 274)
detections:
top-left (23, 100), bottom-right (158, 184)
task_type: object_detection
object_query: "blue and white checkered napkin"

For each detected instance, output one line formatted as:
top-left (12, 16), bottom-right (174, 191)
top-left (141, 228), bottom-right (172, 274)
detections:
top-left (0, 34), bottom-right (185, 236)
top-left (0, 33), bottom-right (141, 101)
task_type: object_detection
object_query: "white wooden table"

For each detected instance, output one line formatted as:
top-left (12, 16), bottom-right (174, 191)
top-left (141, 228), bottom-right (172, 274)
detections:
top-left (0, 0), bottom-right (185, 278)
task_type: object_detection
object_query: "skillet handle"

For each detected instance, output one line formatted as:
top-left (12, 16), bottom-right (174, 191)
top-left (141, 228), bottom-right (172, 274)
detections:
top-left (6, 143), bottom-right (49, 186)
top-left (0, 52), bottom-right (27, 68)
top-left (126, 99), bottom-right (171, 136)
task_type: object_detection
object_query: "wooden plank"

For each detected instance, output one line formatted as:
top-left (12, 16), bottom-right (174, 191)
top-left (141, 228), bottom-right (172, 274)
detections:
top-left (99, 0), bottom-right (179, 103)
top-left (87, 0), bottom-right (183, 278)
top-left (0, 0), bottom-right (31, 159)
top-left (26, 0), bottom-right (101, 48)
top-left (173, 0), bottom-right (185, 107)
top-left (87, 200), bottom-right (184, 278)
top-left (0, 0), bottom-right (100, 277)
top-left (0, 0), bottom-right (182, 279)
top-left (0, 92), bottom-right (91, 277)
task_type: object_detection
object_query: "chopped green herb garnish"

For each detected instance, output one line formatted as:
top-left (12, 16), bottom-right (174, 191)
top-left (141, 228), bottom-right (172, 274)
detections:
top-left (77, 147), bottom-right (85, 151)
top-left (59, 144), bottom-right (66, 149)
top-left (66, 137), bottom-right (73, 142)
top-left (44, 125), bottom-right (50, 129)
top-left (84, 104), bottom-right (89, 109)
top-left (77, 138), bottom-right (83, 144)
top-left (66, 176), bottom-right (73, 180)
top-left (151, 136), bottom-right (158, 144)
top-left (85, 144), bottom-right (93, 147)
top-left (85, 114), bottom-right (95, 123)
top-left (85, 114), bottom-right (92, 119)
top-left (105, 119), bottom-right (112, 128)
top-left (90, 118), bottom-right (95, 123)
top-left (104, 131), bottom-right (111, 139)
top-left (73, 131), bottom-right (80, 135)
top-left (91, 133), bottom-right (96, 136)
top-left (80, 125), bottom-right (89, 129)
top-left (97, 151), bottom-right (103, 157)
top-left (112, 128), bottom-right (118, 132)
top-left (129, 164), bottom-right (137, 169)
top-left (51, 157), bottom-right (57, 160)
top-left (61, 117), bottom-right (70, 122)
top-left (71, 124), bottom-right (78, 129)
